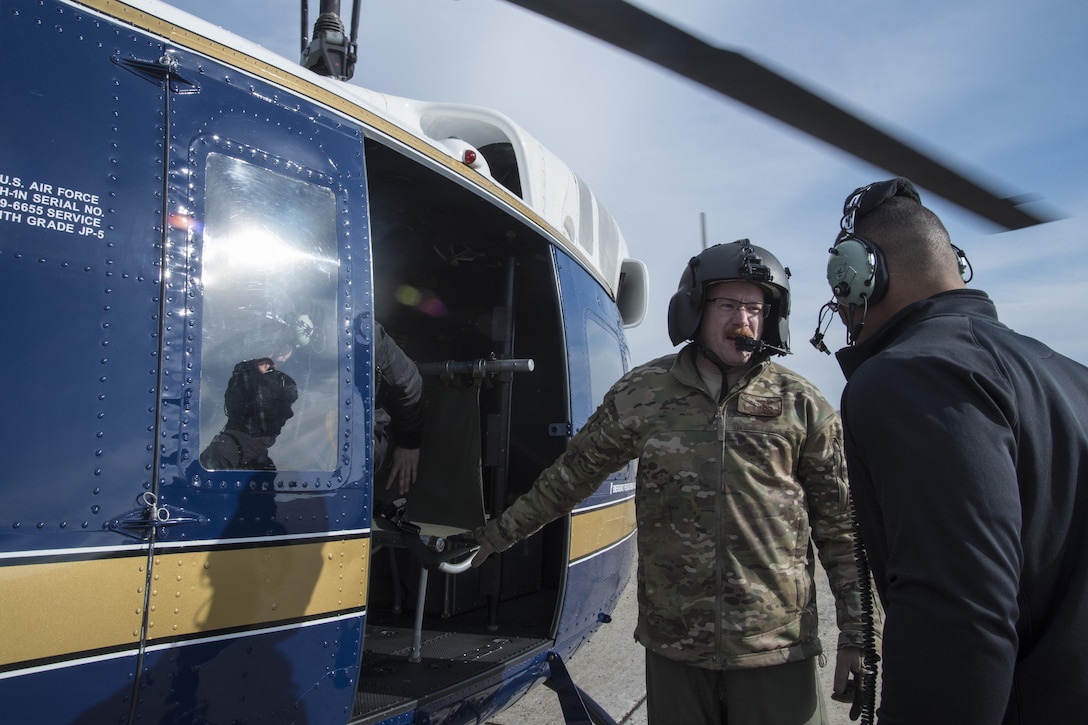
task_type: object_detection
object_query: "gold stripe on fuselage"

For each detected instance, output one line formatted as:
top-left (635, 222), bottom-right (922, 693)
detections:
top-left (569, 498), bottom-right (635, 563)
top-left (0, 537), bottom-right (369, 671)
top-left (0, 554), bottom-right (146, 668)
top-left (146, 537), bottom-right (369, 643)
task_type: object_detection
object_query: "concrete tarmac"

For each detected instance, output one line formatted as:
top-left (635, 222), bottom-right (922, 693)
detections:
top-left (486, 555), bottom-right (862, 725)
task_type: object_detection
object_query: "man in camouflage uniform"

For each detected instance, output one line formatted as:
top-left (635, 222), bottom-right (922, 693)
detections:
top-left (472, 240), bottom-right (869, 724)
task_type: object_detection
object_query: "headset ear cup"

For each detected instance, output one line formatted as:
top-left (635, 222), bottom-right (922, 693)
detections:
top-left (667, 288), bottom-right (700, 345)
top-left (827, 236), bottom-right (887, 307)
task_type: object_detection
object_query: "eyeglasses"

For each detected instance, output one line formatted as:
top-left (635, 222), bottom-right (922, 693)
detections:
top-left (706, 297), bottom-right (769, 318)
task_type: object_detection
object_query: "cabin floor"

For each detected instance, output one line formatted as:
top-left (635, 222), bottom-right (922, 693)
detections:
top-left (352, 590), bottom-right (556, 723)
top-left (353, 627), bottom-right (547, 721)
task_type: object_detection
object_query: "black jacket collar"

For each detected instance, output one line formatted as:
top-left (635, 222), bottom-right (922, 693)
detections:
top-left (835, 289), bottom-right (998, 380)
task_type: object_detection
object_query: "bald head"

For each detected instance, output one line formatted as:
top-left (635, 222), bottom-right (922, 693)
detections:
top-left (856, 197), bottom-right (963, 292)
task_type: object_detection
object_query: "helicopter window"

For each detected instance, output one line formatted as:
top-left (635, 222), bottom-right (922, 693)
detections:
top-left (585, 316), bottom-right (625, 411)
top-left (198, 153), bottom-right (340, 473)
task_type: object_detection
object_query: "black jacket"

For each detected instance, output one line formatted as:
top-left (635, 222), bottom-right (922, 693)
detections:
top-left (836, 289), bottom-right (1088, 724)
top-left (372, 323), bottom-right (423, 451)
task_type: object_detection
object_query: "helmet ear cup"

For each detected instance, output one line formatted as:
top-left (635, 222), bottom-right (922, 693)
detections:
top-left (827, 236), bottom-right (887, 307)
top-left (667, 283), bottom-right (702, 345)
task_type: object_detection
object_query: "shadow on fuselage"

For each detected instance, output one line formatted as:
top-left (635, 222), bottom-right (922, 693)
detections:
top-left (74, 489), bottom-right (327, 724)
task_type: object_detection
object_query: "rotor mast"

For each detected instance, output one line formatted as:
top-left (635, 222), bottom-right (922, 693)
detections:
top-left (301, 0), bottom-right (361, 80)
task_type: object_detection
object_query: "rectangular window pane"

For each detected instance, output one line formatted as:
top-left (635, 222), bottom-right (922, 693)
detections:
top-left (198, 153), bottom-right (339, 472)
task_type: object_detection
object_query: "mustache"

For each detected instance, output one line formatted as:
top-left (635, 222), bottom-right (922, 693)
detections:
top-left (728, 326), bottom-right (755, 339)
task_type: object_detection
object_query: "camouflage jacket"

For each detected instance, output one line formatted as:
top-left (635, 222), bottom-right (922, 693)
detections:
top-left (480, 344), bottom-right (868, 670)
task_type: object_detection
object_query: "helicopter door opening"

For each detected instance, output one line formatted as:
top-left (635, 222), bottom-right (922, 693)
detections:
top-left (351, 137), bottom-right (572, 722)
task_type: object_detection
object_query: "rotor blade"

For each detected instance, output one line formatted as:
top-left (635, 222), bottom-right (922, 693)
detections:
top-left (504, 0), bottom-right (1049, 230)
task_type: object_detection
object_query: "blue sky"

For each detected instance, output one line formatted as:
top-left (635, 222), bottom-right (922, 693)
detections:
top-left (162, 0), bottom-right (1088, 405)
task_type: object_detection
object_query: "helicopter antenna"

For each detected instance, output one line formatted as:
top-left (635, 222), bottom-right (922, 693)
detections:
top-left (349, 0), bottom-right (362, 67)
top-left (301, 0), bottom-right (359, 80)
top-left (300, 0), bottom-right (307, 57)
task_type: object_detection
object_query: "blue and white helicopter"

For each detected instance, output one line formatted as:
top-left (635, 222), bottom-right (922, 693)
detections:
top-left (0, 1), bottom-right (1048, 724)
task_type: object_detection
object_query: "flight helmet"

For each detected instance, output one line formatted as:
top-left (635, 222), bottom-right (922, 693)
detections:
top-left (667, 239), bottom-right (791, 354)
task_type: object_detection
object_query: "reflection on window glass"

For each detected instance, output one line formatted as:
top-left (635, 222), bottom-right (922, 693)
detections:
top-left (199, 153), bottom-right (340, 472)
top-left (586, 317), bottom-right (625, 411)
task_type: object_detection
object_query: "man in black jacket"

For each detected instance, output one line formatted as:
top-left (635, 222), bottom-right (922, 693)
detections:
top-left (370, 322), bottom-right (423, 495)
top-left (814, 177), bottom-right (1088, 724)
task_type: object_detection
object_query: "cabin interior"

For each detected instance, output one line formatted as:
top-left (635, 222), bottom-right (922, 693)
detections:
top-left (353, 137), bottom-right (575, 721)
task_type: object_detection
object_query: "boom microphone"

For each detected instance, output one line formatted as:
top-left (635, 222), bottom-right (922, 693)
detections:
top-left (809, 300), bottom-right (839, 355)
top-left (732, 336), bottom-right (789, 356)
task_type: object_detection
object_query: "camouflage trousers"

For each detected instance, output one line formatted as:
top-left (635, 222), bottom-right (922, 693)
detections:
top-left (645, 650), bottom-right (829, 725)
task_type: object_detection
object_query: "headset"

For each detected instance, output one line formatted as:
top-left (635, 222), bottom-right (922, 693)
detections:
top-left (827, 179), bottom-right (908, 307)
top-left (812, 178), bottom-right (972, 351)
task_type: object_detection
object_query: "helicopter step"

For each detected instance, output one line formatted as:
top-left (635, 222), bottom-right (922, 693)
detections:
top-left (354, 626), bottom-right (549, 723)
top-left (353, 628), bottom-right (617, 725)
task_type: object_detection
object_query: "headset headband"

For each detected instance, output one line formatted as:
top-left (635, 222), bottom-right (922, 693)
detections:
top-left (839, 177), bottom-right (921, 240)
